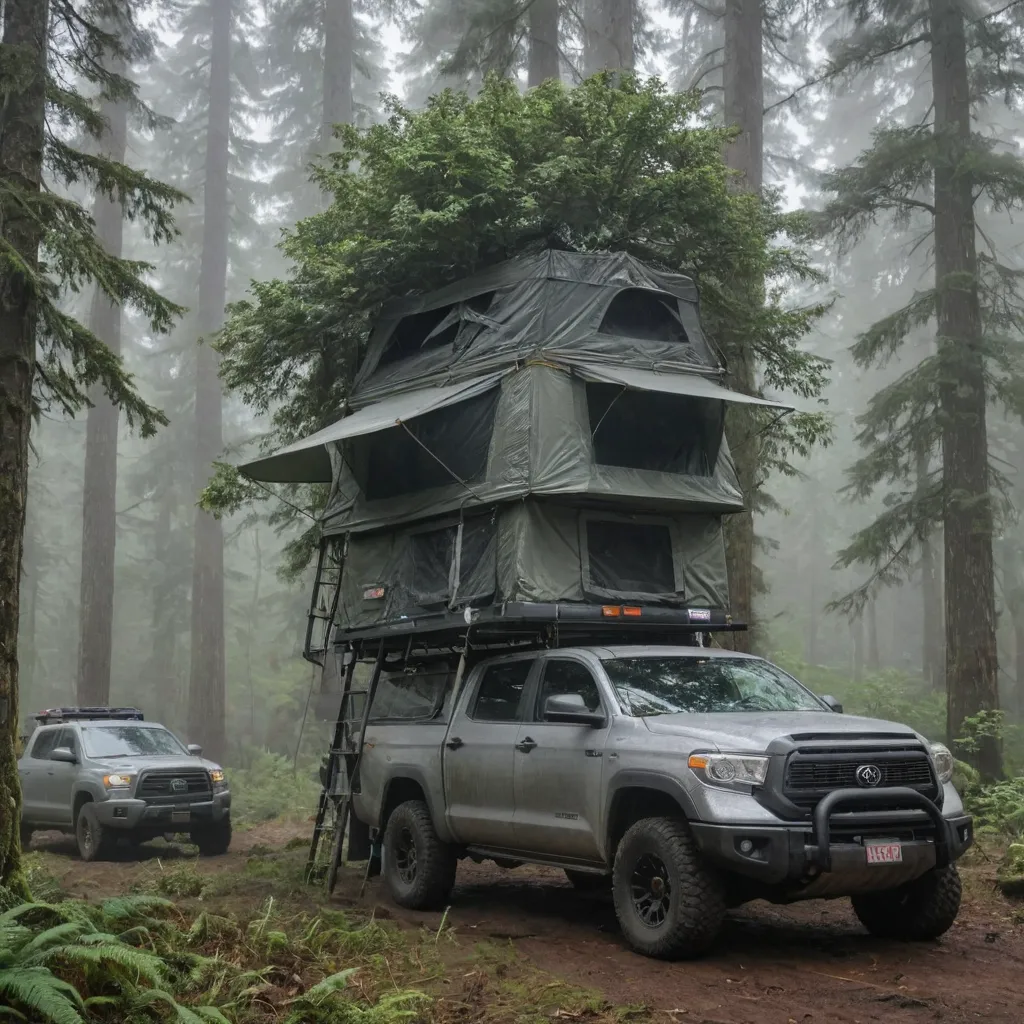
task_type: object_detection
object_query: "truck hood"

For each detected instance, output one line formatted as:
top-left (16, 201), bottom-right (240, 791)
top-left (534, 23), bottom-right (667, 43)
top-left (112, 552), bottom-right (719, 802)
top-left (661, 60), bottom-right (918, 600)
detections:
top-left (642, 711), bottom-right (924, 752)
top-left (92, 756), bottom-right (222, 774)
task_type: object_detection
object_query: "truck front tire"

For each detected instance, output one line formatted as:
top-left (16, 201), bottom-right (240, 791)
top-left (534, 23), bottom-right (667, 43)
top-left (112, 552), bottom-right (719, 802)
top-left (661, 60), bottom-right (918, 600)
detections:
top-left (383, 800), bottom-right (457, 911)
top-left (851, 863), bottom-right (962, 940)
top-left (191, 819), bottom-right (232, 857)
top-left (612, 816), bottom-right (725, 960)
top-left (76, 803), bottom-right (114, 862)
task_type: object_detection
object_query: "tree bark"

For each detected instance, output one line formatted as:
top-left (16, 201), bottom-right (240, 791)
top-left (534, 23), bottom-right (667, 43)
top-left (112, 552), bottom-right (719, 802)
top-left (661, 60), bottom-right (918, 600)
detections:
top-left (77, 83), bottom-right (128, 707)
top-left (321, 0), bottom-right (354, 151)
top-left (150, 488), bottom-right (179, 728)
top-left (1015, 605), bottom-right (1024, 718)
top-left (188, 0), bottom-right (231, 765)
top-left (528, 0), bottom-right (560, 86)
top-left (583, 0), bottom-right (633, 75)
top-left (720, 0), bottom-right (763, 652)
top-left (0, 0), bottom-right (48, 891)
top-left (930, 0), bottom-right (1001, 777)
top-left (917, 449), bottom-right (944, 690)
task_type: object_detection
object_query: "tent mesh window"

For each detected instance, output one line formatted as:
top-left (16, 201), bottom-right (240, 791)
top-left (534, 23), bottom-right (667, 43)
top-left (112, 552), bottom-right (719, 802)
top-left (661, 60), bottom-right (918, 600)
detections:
top-left (380, 291), bottom-right (497, 367)
top-left (587, 383), bottom-right (723, 476)
top-left (355, 386), bottom-right (500, 500)
top-left (403, 516), bottom-right (497, 609)
top-left (586, 519), bottom-right (676, 595)
top-left (599, 289), bottom-right (689, 344)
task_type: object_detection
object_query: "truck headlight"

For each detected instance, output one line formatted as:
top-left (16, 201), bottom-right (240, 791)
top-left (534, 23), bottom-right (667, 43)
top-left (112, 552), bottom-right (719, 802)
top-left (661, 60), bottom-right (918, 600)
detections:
top-left (209, 768), bottom-right (227, 790)
top-left (929, 742), bottom-right (954, 784)
top-left (103, 774), bottom-right (132, 789)
top-left (688, 753), bottom-right (769, 791)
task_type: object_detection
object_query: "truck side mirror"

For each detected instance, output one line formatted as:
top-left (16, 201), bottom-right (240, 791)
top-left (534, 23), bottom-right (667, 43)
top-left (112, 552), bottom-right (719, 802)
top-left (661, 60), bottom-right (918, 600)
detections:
top-left (50, 747), bottom-right (77, 764)
top-left (544, 693), bottom-right (607, 728)
top-left (187, 743), bottom-right (203, 756)
top-left (821, 695), bottom-right (843, 713)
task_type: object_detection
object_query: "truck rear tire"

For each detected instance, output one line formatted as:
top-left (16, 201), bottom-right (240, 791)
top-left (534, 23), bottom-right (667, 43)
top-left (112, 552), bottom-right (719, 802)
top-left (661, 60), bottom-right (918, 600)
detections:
top-left (612, 816), bottom-right (725, 960)
top-left (851, 863), bottom-right (962, 940)
top-left (383, 800), bottom-right (457, 911)
top-left (76, 803), bottom-right (114, 862)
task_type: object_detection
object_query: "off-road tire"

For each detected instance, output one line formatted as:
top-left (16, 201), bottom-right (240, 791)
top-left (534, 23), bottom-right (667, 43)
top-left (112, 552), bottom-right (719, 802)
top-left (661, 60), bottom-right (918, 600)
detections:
top-left (191, 819), bottom-right (232, 857)
top-left (851, 864), bottom-right (962, 940)
top-left (565, 869), bottom-right (609, 891)
top-left (612, 816), bottom-right (725, 960)
top-left (383, 800), bottom-right (457, 911)
top-left (19, 823), bottom-right (33, 849)
top-left (76, 803), bottom-right (114, 862)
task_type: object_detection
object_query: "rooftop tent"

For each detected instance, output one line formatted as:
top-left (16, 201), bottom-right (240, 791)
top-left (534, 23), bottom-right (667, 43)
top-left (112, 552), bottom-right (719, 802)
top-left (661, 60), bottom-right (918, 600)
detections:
top-left (238, 372), bottom-right (507, 484)
top-left (352, 250), bottom-right (720, 399)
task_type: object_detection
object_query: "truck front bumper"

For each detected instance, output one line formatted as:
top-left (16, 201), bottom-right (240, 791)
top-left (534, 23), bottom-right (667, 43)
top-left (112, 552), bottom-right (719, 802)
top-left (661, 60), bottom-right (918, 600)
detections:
top-left (93, 791), bottom-right (232, 831)
top-left (690, 787), bottom-right (973, 897)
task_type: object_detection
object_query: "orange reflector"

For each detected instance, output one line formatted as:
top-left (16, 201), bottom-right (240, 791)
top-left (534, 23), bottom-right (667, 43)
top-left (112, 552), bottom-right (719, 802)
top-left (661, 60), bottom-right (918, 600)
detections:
top-left (601, 606), bottom-right (621, 617)
top-left (688, 755), bottom-right (708, 770)
top-left (623, 606), bottom-right (642, 617)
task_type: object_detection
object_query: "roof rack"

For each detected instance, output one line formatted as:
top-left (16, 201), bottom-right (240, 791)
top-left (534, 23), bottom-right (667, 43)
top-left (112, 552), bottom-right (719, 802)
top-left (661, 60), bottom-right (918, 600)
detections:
top-left (33, 707), bottom-right (145, 724)
top-left (333, 601), bottom-right (746, 663)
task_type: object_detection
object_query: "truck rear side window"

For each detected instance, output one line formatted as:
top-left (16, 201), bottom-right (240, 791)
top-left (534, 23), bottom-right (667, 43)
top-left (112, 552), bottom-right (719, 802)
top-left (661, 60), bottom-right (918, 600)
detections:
top-left (368, 667), bottom-right (454, 721)
top-left (471, 661), bottom-right (534, 722)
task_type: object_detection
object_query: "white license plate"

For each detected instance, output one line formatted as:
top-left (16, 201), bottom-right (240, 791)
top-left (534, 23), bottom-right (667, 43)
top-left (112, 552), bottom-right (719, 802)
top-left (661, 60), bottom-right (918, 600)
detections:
top-left (171, 810), bottom-right (191, 824)
top-left (865, 841), bottom-right (902, 865)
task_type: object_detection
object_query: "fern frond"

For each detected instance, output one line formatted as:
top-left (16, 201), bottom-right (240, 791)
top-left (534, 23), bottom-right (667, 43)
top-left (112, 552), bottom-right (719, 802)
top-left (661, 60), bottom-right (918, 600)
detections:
top-left (299, 967), bottom-right (359, 1004)
top-left (0, 966), bottom-right (86, 1024)
top-left (33, 942), bottom-right (167, 986)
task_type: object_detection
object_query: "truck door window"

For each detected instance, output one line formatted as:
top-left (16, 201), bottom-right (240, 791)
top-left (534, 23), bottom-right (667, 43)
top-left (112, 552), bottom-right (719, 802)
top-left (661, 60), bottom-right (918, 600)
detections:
top-left (470, 660), bottom-right (534, 721)
top-left (30, 729), bottom-right (58, 760)
top-left (536, 661), bottom-right (603, 719)
top-left (368, 667), bottom-right (454, 721)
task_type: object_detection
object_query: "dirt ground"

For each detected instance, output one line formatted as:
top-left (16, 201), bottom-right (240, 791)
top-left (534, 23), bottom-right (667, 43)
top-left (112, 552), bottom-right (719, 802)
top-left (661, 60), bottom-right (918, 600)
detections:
top-left (28, 823), bottom-right (1024, 1024)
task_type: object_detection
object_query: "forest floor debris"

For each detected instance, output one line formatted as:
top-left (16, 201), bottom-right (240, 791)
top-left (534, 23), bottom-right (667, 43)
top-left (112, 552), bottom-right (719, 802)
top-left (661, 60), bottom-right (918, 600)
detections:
top-left (24, 822), bottom-right (1024, 1024)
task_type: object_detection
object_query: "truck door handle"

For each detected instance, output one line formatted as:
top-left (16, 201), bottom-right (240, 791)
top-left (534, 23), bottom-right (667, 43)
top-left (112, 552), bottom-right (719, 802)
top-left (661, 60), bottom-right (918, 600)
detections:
top-left (516, 737), bottom-right (537, 753)
top-left (446, 737), bottom-right (464, 750)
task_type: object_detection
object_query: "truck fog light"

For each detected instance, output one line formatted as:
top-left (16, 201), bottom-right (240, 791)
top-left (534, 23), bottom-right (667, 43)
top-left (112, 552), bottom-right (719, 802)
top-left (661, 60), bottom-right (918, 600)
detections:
top-left (739, 839), bottom-right (754, 855)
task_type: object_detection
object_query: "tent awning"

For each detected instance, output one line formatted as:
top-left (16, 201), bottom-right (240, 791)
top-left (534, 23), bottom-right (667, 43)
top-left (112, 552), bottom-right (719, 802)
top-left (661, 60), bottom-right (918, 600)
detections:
top-left (239, 372), bottom-right (507, 483)
top-left (572, 362), bottom-right (793, 411)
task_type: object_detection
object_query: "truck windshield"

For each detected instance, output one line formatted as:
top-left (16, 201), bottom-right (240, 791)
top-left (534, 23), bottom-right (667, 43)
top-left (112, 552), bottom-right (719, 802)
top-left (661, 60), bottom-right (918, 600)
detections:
top-left (601, 657), bottom-right (825, 716)
top-left (80, 725), bottom-right (188, 758)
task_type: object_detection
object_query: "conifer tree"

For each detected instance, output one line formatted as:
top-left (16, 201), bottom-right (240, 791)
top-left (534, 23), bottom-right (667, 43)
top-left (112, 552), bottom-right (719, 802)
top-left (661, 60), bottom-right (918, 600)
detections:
top-left (819, 0), bottom-right (1024, 776)
top-left (0, 0), bottom-right (183, 888)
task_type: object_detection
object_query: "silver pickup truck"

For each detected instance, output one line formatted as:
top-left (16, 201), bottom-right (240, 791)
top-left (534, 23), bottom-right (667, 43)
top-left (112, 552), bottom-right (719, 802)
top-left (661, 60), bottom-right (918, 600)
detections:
top-left (353, 645), bottom-right (973, 959)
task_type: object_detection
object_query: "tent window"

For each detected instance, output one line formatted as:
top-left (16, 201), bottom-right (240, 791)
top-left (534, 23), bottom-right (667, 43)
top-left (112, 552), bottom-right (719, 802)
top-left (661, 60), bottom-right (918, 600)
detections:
top-left (403, 516), bottom-right (497, 609)
top-left (407, 526), bottom-right (457, 606)
top-left (587, 383), bottom-right (722, 477)
top-left (380, 291), bottom-right (496, 367)
top-left (586, 520), bottom-right (676, 595)
top-left (599, 289), bottom-right (689, 344)
top-left (356, 386), bottom-right (500, 500)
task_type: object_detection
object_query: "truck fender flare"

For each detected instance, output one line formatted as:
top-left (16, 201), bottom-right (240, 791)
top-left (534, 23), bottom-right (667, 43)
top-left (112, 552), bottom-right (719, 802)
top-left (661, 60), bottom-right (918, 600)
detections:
top-left (71, 783), bottom-right (103, 816)
top-left (379, 768), bottom-right (455, 845)
top-left (603, 770), bottom-right (700, 854)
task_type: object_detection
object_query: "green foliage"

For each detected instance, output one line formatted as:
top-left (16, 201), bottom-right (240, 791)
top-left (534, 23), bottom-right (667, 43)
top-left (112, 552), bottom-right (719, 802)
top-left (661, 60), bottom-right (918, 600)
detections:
top-left (229, 751), bottom-right (321, 825)
top-left (211, 73), bottom-right (828, 566)
top-left (3, 0), bottom-right (187, 434)
top-left (0, 895), bottom-right (224, 1023)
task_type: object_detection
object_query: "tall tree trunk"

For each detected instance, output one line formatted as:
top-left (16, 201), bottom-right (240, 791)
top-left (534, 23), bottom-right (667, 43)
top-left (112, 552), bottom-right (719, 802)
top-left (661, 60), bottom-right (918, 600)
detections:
top-left (866, 596), bottom-right (880, 671)
top-left (720, 0), bottom-right (763, 652)
top-left (77, 83), bottom-right (128, 707)
top-left (852, 613), bottom-right (864, 682)
top-left (0, 0), bottom-right (48, 892)
top-left (583, 0), bottom-right (633, 75)
top-left (188, 0), bottom-right (231, 764)
top-left (1015, 605), bottom-right (1024, 718)
top-left (528, 0), bottom-right (560, 86)
top-left (322, 0), bottom-right (353, 151)
top-left (150, 488), bottom-right (179, 728)
top-left (930, 0), bottom-right (1001, 777)
top-left (917, 447), bottom-right (944, 690)
top-left (20, 506), bottom-right (40, 702)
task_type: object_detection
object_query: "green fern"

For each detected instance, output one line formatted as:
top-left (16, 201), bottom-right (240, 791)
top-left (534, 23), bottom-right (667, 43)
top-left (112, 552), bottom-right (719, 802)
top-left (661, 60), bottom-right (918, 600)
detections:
top-left (300, 967), bottom-right (359, 1004)
top-left (0, 966), bottom-right (85, 1024)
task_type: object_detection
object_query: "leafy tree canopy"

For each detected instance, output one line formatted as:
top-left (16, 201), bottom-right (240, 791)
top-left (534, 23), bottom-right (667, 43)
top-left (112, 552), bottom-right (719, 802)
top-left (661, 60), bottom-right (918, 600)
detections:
top-left (206, 73), bottom-right (830, 573)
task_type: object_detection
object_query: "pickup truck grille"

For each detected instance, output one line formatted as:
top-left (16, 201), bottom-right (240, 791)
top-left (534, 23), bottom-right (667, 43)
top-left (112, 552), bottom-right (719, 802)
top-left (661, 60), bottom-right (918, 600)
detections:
top-left (783, 748), bottom-right (938, 811)
top-left (137, 769), bottom-right (212, 803)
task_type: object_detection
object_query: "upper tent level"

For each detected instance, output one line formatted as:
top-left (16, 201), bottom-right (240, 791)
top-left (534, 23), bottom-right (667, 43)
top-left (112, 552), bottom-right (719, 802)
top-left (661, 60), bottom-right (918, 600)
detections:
top-left (351, 250), bottom-right (719, 404)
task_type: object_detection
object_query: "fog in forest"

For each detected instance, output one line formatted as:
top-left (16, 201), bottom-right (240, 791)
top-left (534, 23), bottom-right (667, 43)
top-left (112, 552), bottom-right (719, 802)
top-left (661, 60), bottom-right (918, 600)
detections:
top-left (13, 0), bottom-right (1024, 781)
